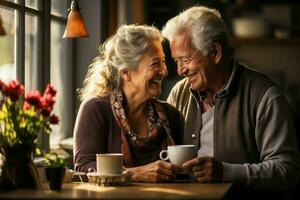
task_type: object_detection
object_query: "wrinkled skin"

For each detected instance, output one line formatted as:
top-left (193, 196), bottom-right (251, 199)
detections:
top-left (182, 156), bottom-right (223, 183)
top-left (126, 160), bottom-right (181, 183)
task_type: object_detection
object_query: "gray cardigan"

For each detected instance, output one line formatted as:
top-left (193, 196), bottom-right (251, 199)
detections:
top-left (167, 63), bottom-right (300, 190)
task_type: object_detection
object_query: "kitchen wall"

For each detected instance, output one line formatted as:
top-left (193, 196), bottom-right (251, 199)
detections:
top-left (74, 1), bottom-right (102, 111)
top-left (74, 0), bottom-right (135, 110)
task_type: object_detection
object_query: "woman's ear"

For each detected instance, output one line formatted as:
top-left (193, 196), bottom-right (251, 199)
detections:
top-left (212, 42), bottom-right (222, 64)
top-left (121, 70), bottom-right (131, 81)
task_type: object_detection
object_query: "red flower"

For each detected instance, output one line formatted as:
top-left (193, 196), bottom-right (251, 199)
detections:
top-left (40, 95), bottom-right (55, 116)
top-left (50, 114), bottom-right (59, 124)
top-left (3, 80), bottom-right (24, 102)
top-left (23, 101), bottom-right (31, 110)
top-left (41, 105), bottom-right (52, 117)
top-left (43, 93), bottom-right (55, 108)
top-left (25, 91), bottom-right (42, 109)
top-left (44, 84), bottom-right (57, 97)
top-left (0, 79), bottom-right (59, 147)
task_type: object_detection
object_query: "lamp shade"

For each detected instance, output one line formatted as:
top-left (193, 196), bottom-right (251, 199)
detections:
top-left (63, 0), bottom-right (89, 38)
top-left (0, 14), bottom-right (6, 36)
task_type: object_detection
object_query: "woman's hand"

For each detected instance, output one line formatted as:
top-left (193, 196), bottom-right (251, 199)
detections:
top-left (126, 160), bottom-right (181, 182)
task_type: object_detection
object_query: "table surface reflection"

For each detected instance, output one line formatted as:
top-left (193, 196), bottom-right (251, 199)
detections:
top-left (0, 182), bottom-right (233, 199)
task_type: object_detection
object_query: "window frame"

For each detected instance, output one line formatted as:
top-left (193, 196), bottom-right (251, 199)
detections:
top-left (0, 0), bottom-right (72, 151)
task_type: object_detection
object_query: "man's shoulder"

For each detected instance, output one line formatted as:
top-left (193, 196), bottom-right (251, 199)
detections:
top-left (167, 78), bottom-right (194, 110)
top-left (237, 63), bottom-right (275, 87)
top-left (234, 63), bottom-right (278, 107)
top-left (170, 78), bottom-right (190, 95)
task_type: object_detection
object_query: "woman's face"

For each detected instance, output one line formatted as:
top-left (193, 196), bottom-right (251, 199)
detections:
top-left (127, 40), bottom-right (168, 100)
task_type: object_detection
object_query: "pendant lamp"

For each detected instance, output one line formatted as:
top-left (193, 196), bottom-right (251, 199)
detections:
top-left (63, 0), bottom-right (89, 38)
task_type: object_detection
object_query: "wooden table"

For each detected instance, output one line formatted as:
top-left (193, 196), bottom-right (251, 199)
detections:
top-left (0, 182), bottom-right (233, 199)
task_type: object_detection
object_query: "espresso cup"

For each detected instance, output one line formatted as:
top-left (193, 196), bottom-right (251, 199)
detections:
top-left (96, 153), bottom-right (123, 175)
top-left (159, 145), bottom-right (196, 167)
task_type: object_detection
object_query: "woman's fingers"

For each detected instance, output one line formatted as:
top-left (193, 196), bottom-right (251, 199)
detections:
top-left (128, 160), bottom-right (184, 182)
top-left (157, 160), bottom-right (181, 174)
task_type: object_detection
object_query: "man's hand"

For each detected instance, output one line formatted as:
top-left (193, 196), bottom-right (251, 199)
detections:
top-left (126, 160), bottom-right (181, 183)
top-left (182, 156), bottom-right (223, 183)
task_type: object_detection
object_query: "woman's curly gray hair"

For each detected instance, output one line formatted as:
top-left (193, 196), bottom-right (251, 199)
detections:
top-left (78, 24), bottom-right (163, 101)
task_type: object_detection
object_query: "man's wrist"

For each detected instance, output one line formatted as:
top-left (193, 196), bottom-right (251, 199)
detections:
top-left (222, 162), bottom-right (248, 183)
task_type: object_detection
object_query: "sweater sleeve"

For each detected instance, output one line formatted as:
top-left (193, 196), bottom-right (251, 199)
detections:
top-left (73, 98), bottom-right (109, 173)
top-left (222, 86), bottom-right (300, 190)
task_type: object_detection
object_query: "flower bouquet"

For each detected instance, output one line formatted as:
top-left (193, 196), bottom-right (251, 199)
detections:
top-left (0, 80), bottom-right (59, 190)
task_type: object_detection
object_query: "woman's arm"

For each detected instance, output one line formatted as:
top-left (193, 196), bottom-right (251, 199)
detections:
top-left (73, 98), bottom-right (108, 172)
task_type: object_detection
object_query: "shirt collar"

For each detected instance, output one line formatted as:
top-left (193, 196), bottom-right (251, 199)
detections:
top-left (215, 61), bottom-right (237, 98)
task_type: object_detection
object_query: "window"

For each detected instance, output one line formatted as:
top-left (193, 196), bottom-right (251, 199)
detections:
top-left (25, 13), bottom-right (38, 91)
top-left (25, 0), bottom-right (38, 10)
top-left (50, 20), bottom-right (73, 147)
top-left (0, 0), bottom-right (73, 150)
top-left (0, 6), bottom-right (15, 82)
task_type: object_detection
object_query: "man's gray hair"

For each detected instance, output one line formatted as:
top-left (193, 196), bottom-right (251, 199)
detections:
top-left (78, 24), bottom-right (162, 101)
top-left (162, 6), bottom-right (232, 56)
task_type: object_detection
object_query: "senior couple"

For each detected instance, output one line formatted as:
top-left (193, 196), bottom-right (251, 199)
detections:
top-left (73, 6), bottom-right (300, 198)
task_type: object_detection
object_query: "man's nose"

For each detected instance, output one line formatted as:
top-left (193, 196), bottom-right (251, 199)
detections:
top-left (177, 62), bottom-right (187, 76)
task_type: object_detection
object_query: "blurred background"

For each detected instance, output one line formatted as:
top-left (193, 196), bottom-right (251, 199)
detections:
top-left (0, 0), bottom-right (299, 164)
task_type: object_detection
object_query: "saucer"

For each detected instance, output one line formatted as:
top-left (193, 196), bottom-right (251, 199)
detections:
top-left (87, 171), bottom-right (132, 186)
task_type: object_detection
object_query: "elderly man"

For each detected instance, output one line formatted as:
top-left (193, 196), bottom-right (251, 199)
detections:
top-left (162, 6), bottom-right (300, 198)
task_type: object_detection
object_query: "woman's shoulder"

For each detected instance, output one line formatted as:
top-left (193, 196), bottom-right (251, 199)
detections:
top-left (79, 95), bottom-right (111, 112)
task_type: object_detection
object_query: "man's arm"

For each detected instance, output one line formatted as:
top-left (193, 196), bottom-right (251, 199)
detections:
top-left (222, 86), bottom-right (300, 190)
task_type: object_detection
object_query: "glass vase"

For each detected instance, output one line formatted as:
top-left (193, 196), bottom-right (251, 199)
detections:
top-left (0, 144), bottom-right (41, 191)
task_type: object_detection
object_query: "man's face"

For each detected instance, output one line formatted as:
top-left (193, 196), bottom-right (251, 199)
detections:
top-left (170, 33), bottom-right (217, 92)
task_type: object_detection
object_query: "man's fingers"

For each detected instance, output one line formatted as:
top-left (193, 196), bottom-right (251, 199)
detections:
top-left (183, 156), bottom-right (212, 168)
top-left (194, 169), bottom-right (206, 177)
top-left (182, 158), bottom-right (199, 170)
top-left (192, 165), bottom-right (205, 172)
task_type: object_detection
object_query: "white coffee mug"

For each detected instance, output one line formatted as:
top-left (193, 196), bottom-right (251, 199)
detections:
top-left (96, 153), bottom-right (123, 175)
top-left (159, 145), bottom-right (196, 167)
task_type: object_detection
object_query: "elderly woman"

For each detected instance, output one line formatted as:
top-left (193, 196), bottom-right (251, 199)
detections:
top-left (73, 24), bottom-right (183, 182)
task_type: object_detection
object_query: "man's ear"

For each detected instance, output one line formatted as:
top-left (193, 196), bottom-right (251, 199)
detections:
top-left (120, 70), bottom-right (131, 81)
top-left (212, 42), bottom-right (222, 64)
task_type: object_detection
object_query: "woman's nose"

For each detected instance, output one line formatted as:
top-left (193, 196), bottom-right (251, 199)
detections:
top-left (160, 64), bottom-right (168, 76)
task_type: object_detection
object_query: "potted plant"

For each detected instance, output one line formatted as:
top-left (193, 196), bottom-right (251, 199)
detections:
top-left (44, 152), bottom-right (66, 191)
top-left (0, 80), bottom-right (59, 190)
